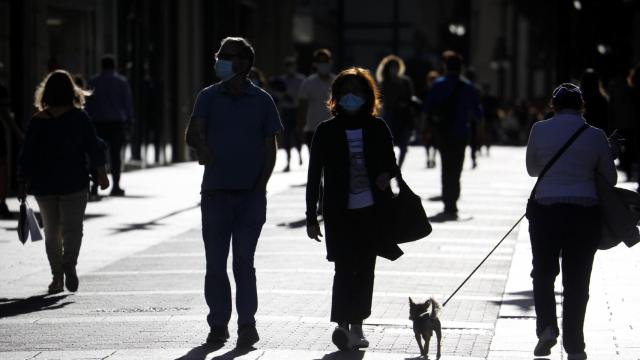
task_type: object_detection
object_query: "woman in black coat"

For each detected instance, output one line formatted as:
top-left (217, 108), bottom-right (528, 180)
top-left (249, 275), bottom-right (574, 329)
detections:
top-left (306, 67), bottom-right (401, 351)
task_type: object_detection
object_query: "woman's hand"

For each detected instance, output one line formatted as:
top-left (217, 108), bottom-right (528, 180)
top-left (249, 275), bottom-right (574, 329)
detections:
top-left (376, 172), bottom-right (391, 190)
top-left (307, 223), bottom-right (323, 242)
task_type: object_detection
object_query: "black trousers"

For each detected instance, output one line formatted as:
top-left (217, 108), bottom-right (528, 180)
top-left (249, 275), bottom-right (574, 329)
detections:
top-left (438, 136), bottom-right (467, 213)
top-left (528, 203), bottom-right (600, 353)
top-left (95, 122), bottom-right (126, 189)
top-left (330, 206), bottom-right (377, 324)
top-left (281, 108), bottom-right (300, 152)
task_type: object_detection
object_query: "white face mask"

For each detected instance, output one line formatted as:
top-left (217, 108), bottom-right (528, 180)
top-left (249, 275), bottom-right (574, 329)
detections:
top-left (215, 59), bottom-right (235, 82)
top-left (316, 63), bottom-right (331, 75)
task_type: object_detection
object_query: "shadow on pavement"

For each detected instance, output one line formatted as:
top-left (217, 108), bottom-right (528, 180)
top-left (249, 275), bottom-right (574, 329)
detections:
top-left (315, 350), bottom-right (366, 360)
top-left (109, 203), bottom-right (200, 235)
top-left (209, 346), bottom-right (255, 359)
top-left (277, 218), bottom-right (307, 229)
top-left (0, 294), bottom-right (72, 318)
top-left (492, 290), bottom-right (563, 314)
top-left (429, 211), bottom-right (474, 223)
top-left (174, 342), bottom-right (224, 360)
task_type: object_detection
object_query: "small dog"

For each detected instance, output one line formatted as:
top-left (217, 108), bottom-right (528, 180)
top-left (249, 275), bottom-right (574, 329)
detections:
top-left (409, 297), bottom-right (442, 359)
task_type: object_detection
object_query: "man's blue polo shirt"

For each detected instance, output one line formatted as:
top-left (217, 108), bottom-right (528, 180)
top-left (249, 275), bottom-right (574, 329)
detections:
top-left (191, 81), bottom-right (283, 191)
top-left (423, 75), bottom-right (483, 139)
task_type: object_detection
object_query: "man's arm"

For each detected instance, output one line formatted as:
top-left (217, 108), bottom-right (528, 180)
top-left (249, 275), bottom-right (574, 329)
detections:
top-left (255, 135), bottom-right (278, 191)
top-left (185, 117), bottom-right (212, 165)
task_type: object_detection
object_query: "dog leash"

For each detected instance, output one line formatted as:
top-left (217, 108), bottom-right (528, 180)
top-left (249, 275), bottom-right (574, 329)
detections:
top-left (441, 213), bottom-right (526, 308)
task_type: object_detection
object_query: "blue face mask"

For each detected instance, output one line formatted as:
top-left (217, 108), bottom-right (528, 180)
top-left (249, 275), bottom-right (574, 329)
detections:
top-left (339, 93), bottom-right (365, 113)
top-left (215, 59), bottom-right (235, 81)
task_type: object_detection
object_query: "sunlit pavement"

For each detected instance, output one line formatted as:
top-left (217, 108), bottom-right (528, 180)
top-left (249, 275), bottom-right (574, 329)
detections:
top-left (1, 146), bottom-right (638, 360)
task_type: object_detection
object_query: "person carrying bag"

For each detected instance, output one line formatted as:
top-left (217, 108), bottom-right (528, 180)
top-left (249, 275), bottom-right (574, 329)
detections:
top-left (525, 83), bottom-right (617, 360)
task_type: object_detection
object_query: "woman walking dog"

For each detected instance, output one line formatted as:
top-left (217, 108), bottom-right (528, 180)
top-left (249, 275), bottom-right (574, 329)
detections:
top-left (526, 83), bottom-right (617, 360)
top-left (305, 67), bottom-right (403, 351)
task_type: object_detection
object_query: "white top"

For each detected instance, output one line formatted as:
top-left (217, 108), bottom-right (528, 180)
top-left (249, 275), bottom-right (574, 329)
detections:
top-left (526, 111), bottom-right (617, 201)
top-left (346, 129), bottom-right (374, 209)
top-left (298, 73), bottom-right (335, 132)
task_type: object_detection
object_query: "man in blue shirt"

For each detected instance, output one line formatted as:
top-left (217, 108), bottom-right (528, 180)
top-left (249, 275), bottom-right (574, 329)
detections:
top-left (86, 56), bottom-right (134, 197)
top-left (424, 51), bottom-right (482, 218)
top-left (186, 37), bottom-right (283, 347)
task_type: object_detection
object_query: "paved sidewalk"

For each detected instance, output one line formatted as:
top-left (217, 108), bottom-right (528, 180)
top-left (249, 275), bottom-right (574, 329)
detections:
top-left (488, 203), bottom-right (640, 359)
top-left (0, 147), bottom-right (637, 359)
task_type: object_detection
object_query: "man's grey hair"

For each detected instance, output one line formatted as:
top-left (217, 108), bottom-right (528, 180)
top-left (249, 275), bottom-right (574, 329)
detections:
top-left (220, 37), bottom-right (255, 74)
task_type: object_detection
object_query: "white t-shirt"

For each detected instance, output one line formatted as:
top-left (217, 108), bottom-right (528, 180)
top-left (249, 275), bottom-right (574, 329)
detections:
top-left (346, 129), bottom-right (374, 209)
top-left (298, 73), bottom-right (335, 132)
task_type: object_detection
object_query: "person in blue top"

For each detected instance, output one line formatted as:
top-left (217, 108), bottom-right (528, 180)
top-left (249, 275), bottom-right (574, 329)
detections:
top-left (424, 50), bottom-right (482, 219)
top-left (18, 70), bottom-right (110, 294)
top-left (185, 37), bottom-right (283, 348)
top-left (85, 55), bottom-right (134, 197)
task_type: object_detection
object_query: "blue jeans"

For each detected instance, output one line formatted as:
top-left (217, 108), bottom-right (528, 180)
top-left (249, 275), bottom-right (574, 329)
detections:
top-left (201, 189), bottom-right (266, 328)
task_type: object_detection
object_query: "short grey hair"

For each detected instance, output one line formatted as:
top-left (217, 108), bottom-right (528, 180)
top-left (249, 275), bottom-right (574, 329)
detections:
top-left (219, 37), bottom-right (255, 73)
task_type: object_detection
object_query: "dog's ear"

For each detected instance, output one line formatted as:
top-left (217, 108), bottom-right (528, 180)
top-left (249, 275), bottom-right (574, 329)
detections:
top-left (409, 297), bottom-right (415, 305)
top-left (424, 298), bottom-right (432, 310)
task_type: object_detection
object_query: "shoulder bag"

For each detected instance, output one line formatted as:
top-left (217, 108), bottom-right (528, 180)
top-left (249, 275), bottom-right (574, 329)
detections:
top-left (390, 172), bottom-right (432, 244)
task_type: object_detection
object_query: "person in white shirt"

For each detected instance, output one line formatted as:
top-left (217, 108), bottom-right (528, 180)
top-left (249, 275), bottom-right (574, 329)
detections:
top-left (271, 57), bottom-right (306, 171)
top-left (525, 83), bottom-right (617, 360)
top-left (298, 48), bottom-right (335, 147)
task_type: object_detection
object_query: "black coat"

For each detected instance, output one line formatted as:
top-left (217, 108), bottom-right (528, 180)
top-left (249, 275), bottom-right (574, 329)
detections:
top-left (306, 114), bottom-right (403, 261)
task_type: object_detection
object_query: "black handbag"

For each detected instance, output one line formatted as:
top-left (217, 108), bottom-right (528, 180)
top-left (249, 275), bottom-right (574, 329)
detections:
top-left (390, 173), bottom-right (432, 243)
top-left (526, 124), bottom-right (589, 219)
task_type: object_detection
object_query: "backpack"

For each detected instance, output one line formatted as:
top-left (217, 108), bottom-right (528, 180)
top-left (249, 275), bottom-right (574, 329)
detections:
top-left (429, 80), bottom-right (462, 132)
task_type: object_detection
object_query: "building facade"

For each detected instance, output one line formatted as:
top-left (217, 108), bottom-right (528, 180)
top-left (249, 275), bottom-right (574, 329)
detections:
top-left (1, 0), bottom-right (295, 168)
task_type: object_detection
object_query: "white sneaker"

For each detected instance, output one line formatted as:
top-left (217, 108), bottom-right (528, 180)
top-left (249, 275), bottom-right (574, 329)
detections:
top-left (349, 324), bottom-right (369, 348)
top-left (567, 352), bottom-right (587, 360)
top-left (534, 326), bottom-right (558, 356)
top-left (332, 326), bottom-right (352, 351)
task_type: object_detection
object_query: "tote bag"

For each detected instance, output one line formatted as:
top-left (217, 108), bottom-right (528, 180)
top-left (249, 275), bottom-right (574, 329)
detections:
top-left (390, 174), bottom-right (432, 244)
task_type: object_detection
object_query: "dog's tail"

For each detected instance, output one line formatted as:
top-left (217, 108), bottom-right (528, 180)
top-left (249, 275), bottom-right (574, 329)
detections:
top-left (428, 297), bottom-right (441, 318)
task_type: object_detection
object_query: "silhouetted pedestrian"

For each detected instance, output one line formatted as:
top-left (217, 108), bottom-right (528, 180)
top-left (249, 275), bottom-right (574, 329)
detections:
top-left (0, 64), bottom-right (24, 218)
top-left (464, 68), bottom-right (481, 169)
top-left (186, 37), bottom-right (282, 348)
top-left (420, 70), bottom-right (439, 168)
top-left (424, 51), bottom-right (482, 219)
top-left (306, 67), bottom-right (402, 352)
top-left (629, 63), bottom-right (640, 191)
top-left (86, 55), bottom-right (134, 197)
top-left (271, 57), bottom-right (305, 172)
top-left (17, 70), bottom-right (109, 294)
top-left (608, 63), bottom-right (637, 182)
top-left (376, 55), bottom-right (415, 168)
top-left (298, 49), bottom-right (335, 148)
top-left (580, 69), bottom-right (609, 133)
top-left (480, 83), bottom-right (499, 155)
top-left (526, 83), bottom-right (616, 360)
